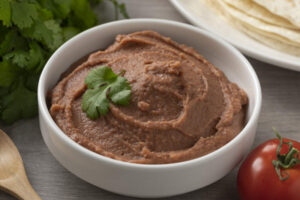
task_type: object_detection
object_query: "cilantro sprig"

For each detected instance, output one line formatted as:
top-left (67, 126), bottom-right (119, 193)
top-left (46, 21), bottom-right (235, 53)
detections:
top-left (82, 66), bottom-right (131, 120)
top-left (0, 0), bottom-right (129, 124)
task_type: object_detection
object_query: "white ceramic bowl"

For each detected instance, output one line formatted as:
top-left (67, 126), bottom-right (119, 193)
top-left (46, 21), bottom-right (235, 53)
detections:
top-left (38, 19), bottom-right (262, 198)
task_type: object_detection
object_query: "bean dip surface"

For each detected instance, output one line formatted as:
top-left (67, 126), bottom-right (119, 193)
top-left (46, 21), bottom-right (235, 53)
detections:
top-left (50, 31), bottom-right (248, 164)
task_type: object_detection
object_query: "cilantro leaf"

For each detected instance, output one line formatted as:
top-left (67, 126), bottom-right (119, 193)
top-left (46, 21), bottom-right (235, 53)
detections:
top-left (109, 77), bottom-right (131, 105)
top-left (25, 72), bottom-right (41, 91)
top-left (36, 7), bottom-right (54, 21)
top-left (0, 82), bottom-right (37, 124)
top-left (11, 2), bottom-right (38, 29)
top-left (0, 30), bottom-right (21, 56)
top-left (118, 3), bottom-right (129, 19)
top-left (69, 0), bottom-right (97, 30)
top-left (0, 87), bottom-right (9, 97)
top-left (27, 42), bottom-right (46, 71)
top-left (3, 42), bottom-right (45, 71)
top-left (85, 65), bottom-right (118, 88)
top-left (62, 26), bottom-right (80, 41)
top-left (82, 87), bottom-right (110, 119)
top-left (0, 0), bottom-right (11, 27)
top-left (54, 0), bottom-right (73, 19)
top-left (0, 60), bottom-right (18, 88)
top-left (22, 19), bottom-right (63, 51)
top-left (82, 66), bottom-right (131, 119)
top-left (3, 50), bottom-right (28, 68)
top-left (40, 0), bottom-right (72, 20)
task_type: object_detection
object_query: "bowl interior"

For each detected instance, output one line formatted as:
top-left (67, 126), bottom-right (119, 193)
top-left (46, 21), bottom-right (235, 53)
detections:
top-left (39, 19), bottom-right (260, 165)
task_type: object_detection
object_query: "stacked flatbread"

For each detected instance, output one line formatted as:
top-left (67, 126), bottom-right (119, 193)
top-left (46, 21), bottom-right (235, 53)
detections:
top-left (204, 0), bottom-right (300, 56)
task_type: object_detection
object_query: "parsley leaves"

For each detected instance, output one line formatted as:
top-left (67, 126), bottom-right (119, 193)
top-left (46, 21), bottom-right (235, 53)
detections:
top-left (0, 0), bottom-right (129, 124)
top-left (82, 66), bottom-right (131, 120)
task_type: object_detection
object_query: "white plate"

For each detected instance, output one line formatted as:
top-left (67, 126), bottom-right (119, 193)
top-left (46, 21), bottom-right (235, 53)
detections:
top-left (170, 0), bottom-right (300, 71)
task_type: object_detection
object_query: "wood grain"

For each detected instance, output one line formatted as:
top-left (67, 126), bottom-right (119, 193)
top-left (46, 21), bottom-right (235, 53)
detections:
top-left (0, 130), bottom-right (41, 200)
top-left (0, 0), bottom-right (300, 199)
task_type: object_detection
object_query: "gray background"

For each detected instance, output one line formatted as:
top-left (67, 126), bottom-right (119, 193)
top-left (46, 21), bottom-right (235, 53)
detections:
top-left (1, 0), bottom-right (300, 199)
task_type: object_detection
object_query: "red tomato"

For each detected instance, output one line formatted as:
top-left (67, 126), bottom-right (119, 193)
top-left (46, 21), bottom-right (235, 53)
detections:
top-left (237, 136), bottom-right (300, 200)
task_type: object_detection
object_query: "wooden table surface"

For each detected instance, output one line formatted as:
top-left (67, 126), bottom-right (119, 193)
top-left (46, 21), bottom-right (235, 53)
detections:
top-left (1, 1), bottom-right (300, 199)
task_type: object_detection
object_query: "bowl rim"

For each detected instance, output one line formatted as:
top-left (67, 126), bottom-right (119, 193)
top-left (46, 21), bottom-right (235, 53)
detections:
top-left (38, 18), bottom-right (262, 169)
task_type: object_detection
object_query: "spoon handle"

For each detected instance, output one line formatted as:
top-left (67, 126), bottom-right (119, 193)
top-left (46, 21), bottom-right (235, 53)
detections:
top-left (0, 170), bottom-right (42, 200)
top-left (0, 129), bottom-right (41, 200)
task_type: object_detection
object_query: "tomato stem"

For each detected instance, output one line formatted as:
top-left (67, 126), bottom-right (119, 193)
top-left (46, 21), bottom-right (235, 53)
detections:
top-left (272, 128), bottom-right (300, 181)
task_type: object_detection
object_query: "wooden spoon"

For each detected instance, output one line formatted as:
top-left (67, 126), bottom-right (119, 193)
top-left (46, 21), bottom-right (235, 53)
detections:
top-left (0, 129), bottom-right (41, 200)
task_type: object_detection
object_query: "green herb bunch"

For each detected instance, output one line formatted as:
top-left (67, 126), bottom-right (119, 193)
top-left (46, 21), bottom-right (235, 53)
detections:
top-left (0, 0), bottom-right (128, 124)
